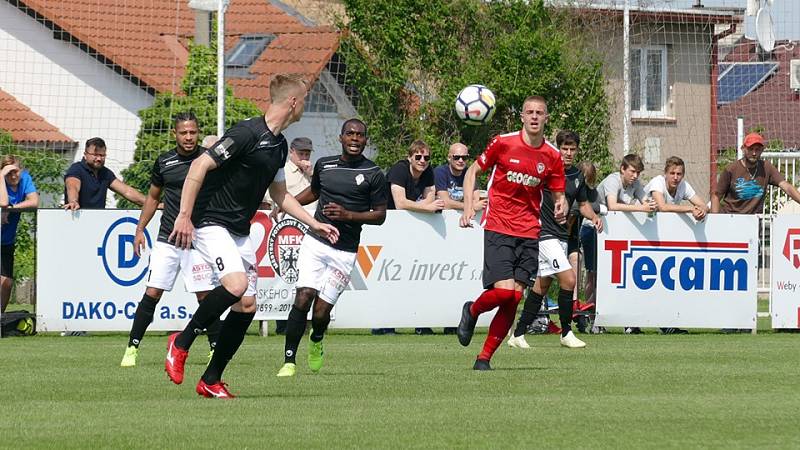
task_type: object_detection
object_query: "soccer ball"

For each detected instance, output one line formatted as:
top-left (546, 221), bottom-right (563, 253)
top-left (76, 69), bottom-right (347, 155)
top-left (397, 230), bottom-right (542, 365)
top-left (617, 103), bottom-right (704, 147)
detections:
top-left (454, 85), bottom-right (496, 126)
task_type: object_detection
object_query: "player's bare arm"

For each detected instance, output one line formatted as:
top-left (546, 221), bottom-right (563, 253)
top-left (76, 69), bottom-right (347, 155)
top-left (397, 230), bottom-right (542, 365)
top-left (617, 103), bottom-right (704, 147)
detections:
top-left (269, 180), bottom-right (339, 244)
top-left (579, 200), bottom-right (603, 233)
top-left (323, 202), bottom-right (387, 225)
top-left (110, 178), bottom-right (146, 206)
top-left (551, 191), bottom-right (567, 224)
top-left (63, 176), bottom-right (81, 210)
top-left (170, 152), bottom-right (216, 249)
top-left (460, 161), bottom-right (482, 227)
top-left (134, 184), bottom-right (162, 257)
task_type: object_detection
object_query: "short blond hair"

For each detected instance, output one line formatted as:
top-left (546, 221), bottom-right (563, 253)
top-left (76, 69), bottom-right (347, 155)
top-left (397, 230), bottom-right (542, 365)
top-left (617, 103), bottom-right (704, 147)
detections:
top-left (269, 74), bottom-right (308, 103)
top-left (407, 139), bottom-right (431, 157)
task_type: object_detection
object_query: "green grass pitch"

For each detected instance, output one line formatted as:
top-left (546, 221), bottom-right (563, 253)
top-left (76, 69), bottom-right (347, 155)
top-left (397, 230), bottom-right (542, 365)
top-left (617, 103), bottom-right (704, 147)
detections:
top-left (2, 329), bottom-right (799, 448)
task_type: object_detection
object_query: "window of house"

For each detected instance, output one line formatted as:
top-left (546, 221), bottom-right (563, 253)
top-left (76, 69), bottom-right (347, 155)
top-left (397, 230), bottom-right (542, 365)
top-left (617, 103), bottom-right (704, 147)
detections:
top-left (630, 45), bottom-right (668, 118)
top-left (304, 81), bottom-right (338, 113)
top-left (225, 35), bottom-right (273, 77)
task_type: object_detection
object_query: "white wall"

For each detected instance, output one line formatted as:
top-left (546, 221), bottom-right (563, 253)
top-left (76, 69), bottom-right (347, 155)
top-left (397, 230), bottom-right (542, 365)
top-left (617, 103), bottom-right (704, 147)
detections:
top-left (0, 2), bottom-right (154, 205)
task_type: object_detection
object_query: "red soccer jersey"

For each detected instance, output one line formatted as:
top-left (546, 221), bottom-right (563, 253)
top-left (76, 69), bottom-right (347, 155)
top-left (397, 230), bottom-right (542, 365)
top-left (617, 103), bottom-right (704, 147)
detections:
top-left (477, 131), bottom-right (565, 239)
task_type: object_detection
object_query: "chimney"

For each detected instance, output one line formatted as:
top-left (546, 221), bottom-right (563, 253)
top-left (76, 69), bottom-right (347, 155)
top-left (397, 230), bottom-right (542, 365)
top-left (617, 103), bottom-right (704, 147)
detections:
top-left (188, 0), bottom-right (217, 46)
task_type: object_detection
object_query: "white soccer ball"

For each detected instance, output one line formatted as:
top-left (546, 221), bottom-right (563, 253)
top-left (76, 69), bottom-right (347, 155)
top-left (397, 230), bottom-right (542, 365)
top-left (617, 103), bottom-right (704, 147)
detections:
top-left (454, 84), bottom-right (496, 126)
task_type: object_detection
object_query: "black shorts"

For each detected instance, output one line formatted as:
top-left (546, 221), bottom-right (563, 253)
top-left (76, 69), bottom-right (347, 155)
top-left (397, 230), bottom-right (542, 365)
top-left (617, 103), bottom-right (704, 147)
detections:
top-left (482, 230), bottom-right (539, 289)
top-left (1, 244), bottom-right (15, 278)
top-left (567, 236), bottom-right (580, 256)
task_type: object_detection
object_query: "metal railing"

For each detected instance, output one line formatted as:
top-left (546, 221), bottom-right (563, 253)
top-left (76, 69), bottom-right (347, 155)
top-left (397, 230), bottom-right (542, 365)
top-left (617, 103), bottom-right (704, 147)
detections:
top-left (757, 151), bottom-right (800, 294)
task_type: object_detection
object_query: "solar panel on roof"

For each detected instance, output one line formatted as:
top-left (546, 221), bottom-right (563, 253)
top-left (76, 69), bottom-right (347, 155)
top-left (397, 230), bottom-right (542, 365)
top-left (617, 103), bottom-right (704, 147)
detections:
top-left (717, 62), bottom-right (778, 105)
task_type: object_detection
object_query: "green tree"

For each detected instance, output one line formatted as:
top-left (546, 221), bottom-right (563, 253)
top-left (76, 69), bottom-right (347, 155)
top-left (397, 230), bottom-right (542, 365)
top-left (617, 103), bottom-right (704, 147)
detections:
top-left (117, 43), bottom-right (262, 208)
top-left (338, 0), bottom-right (613, 175)
top-left (0, 130), bottom-right (69, 280)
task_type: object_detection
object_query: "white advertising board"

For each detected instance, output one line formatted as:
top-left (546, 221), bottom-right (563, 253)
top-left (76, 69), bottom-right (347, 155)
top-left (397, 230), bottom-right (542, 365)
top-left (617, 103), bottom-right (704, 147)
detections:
top-left (36, 209), bottom-right (489, 331)
top-left (596, 212), bottom-right (758, 329)
top-left (769, 214), bottom-right (800, 329)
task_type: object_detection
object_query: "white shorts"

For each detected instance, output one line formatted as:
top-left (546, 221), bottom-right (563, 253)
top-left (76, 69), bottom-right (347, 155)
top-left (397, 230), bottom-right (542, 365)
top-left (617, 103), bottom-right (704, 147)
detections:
top-left (193, 225), bottom-right (257, 297)
top-left (295, 235), bottom-right (355, 305)
top-left (537, 238), bottom-right (571, 278)
top-left (145, 241), bottom-right (214, 293)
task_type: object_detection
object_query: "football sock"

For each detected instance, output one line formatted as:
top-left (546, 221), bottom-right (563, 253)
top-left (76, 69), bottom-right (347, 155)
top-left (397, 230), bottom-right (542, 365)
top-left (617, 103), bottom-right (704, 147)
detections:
top-left (176, 285), bottom-right (239, 350)
top-left (202, 310), bottom-right (254, 385)
top-left (513, 290), bottom-right (544, 338)
top-left (478, 290), bottom-right (522, 361)
top-left (205, 318), bottom-right (222, 350)
top-left (284, 305), bottom-right (308, 364)
top-left (558, 289), bottom-right (574, 337)
top-left (127, 294), bottom-right (159, 348)
top-left (470, 288), bottom-right (515, 317)
top-left (310, 310), bottom-right (330, 343)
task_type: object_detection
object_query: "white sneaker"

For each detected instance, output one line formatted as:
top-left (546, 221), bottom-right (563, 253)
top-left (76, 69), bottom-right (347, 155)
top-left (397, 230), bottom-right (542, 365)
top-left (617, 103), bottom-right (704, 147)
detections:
top-left (560, 331), bottom-right (586, 348)
top-left (507, 334), bottom-right (531, 349)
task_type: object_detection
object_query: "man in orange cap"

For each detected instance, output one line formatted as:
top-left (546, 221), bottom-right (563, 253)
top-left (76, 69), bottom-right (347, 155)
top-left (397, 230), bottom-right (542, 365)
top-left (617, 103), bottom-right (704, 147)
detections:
top-left (712, 132), bottom-right (800, 214)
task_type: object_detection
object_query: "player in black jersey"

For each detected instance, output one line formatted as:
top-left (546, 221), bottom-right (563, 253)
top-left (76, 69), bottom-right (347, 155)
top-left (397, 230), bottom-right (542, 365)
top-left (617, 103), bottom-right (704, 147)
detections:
top-left (508, 130), bottom-right (603, 349)
top-left (164, 74), bottom-right (339, 398)
top-left (276, 118), bottom-right (387, 377)
top-left (120, 112), bottom-right (219, 368)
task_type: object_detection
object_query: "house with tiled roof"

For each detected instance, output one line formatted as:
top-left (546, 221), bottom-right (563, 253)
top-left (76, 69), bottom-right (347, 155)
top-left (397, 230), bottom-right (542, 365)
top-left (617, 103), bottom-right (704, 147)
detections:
top-left (0, 0), bottom-right (352, 196)
top-left (0, 88), bottom-right (75, 151)
top-left (716, 37), bottom-right (800, 152)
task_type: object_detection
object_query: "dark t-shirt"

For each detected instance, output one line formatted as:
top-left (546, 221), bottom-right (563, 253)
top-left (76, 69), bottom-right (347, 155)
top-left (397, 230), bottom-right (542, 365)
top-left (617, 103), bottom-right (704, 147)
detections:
top-left (715, 159), bottom-right (784, 214)
top-left (309, 155), bottom-right (387, 252)
top-left (64, 159), bottom-right (116, 208)
top-left (151, 147), bottom-right (206, 243)
top-left (540, 165), bottom-right (589, 241)
top-left (433, 164), bottom-right (465, 201)
top-left (386, 159), bottom-right (434, 210)
top-left (193, 117), bottom-right (288, 236)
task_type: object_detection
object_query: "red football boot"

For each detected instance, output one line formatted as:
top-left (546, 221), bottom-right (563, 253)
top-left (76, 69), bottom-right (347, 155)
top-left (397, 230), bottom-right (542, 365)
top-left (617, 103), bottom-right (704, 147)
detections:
top-left (165, 332), bottom-right (189, 385)
top-left (196, 379), bottom-right (236, 399)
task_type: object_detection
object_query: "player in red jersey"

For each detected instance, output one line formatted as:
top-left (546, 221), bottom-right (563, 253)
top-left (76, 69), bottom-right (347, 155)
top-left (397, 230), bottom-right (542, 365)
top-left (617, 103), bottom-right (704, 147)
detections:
top-left (457, 95), bottom-right (567, 370)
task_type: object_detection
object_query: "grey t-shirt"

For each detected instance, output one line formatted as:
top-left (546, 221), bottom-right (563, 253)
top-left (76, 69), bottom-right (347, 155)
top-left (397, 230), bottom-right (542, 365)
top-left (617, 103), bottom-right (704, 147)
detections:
top-left (596, 172), bottom-right (646, 206)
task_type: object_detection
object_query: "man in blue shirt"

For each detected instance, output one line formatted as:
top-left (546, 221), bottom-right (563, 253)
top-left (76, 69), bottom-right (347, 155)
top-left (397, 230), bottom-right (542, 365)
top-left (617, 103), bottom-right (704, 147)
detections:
top-left (0, 156), bottom-right (39, 313)
top-left (63, 137), bottom-right (145, 210)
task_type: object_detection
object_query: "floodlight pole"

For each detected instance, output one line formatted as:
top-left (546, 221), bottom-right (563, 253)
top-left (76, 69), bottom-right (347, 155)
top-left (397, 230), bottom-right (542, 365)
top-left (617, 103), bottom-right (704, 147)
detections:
top-left (217, 0), bottom-right (230, 137)
top-left (622, 0), bottom-right (631, 155)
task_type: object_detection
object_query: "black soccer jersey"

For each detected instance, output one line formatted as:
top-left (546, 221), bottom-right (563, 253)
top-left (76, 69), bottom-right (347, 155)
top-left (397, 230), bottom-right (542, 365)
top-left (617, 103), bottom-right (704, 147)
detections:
top-left (540, 165), bottom-right (589, 241)
top-left (308, 154), bottom-right (387, 252)
top-left (192, 117), bottom-right (288, 236)
top-left (151, 146), bottom-right (206, 244)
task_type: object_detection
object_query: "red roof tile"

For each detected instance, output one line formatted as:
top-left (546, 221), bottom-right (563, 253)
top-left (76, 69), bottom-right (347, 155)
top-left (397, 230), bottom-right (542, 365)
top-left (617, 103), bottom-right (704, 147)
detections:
top-left (0, 89), bottom-right (74, 143)
top-left (15, 0), bottom-right (340, 108)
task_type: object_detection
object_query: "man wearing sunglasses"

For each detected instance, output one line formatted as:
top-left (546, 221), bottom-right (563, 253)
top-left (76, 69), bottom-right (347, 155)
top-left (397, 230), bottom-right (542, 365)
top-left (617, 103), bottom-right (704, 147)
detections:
top-left (376, 140), bottom-right (445, 335)
top-left (434, 142), bottom-right (488, 212)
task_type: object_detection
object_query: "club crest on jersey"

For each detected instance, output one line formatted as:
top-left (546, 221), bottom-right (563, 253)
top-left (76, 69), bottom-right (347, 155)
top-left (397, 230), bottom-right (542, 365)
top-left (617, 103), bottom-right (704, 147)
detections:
top-left (574, 178), bottom-right (580, 188)
top-left (268, 217), bottom-right (309, 284)
top-left (355, 174), bottom-right (365, 186)
top-left (507, 170), bottom-right (541, 187)
top-left (537, 162), bottom-right (545, 174)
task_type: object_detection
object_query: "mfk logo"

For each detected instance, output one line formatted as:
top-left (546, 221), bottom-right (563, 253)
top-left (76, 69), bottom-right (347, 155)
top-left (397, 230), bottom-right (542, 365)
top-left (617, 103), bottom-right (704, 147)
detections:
top-left (605, 239), bottom-right (750, 291)
top-left (782, 228), bottom-right (800, 269)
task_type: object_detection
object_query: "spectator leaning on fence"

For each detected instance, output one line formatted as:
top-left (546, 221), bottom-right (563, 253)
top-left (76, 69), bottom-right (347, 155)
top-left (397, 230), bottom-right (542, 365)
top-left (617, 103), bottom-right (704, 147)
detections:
top-left (0, 155), bottom-right (39, 313)
top-left (645, 156), bottom-right (708, 221)
top-left (596, 153), bottom-right (655, 335)
top-left (377, 139), bottom-right (445, 336)
top-left (711, 133), bottom-right (800, 215)
top-left (434, 142), bottom-right (487, 213)
top-left (63, 137), bottom-right (146, 210)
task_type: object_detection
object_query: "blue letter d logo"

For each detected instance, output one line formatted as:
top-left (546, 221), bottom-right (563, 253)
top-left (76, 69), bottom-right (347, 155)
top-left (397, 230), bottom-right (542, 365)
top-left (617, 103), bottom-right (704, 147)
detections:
top-left (117, 234), bottom-right (139, 268)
